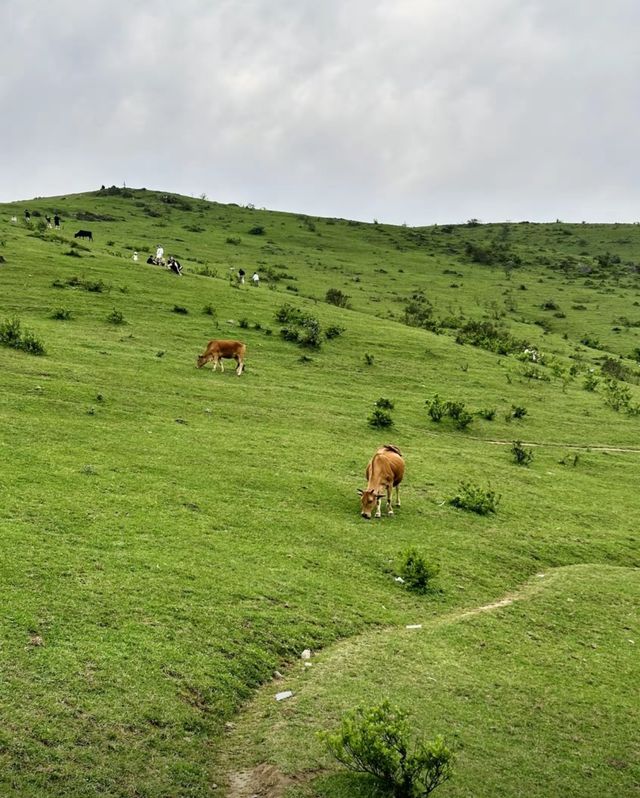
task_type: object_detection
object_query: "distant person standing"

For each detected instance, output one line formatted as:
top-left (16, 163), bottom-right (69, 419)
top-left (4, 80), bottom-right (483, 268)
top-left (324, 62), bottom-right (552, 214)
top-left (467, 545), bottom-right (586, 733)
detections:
top-left (24, 210), bottom-right (31, 223)
top-left (132, 251), bottom-right (139, 262)
top-left (156, 244), bottom-right (164, 263)
top-left (252, 271), bottom-right (260, 286)
top-left (237, 268), bottom-right (245, 285)
top-left (45, 215), bottom-right (52, 228)
top-left (53, 214), bottom-right (60, 229)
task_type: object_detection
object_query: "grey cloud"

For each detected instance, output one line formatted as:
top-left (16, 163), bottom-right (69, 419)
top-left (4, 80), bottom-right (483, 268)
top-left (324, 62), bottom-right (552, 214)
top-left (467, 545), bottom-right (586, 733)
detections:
top-left (2, 0), bottom-right (640, 223)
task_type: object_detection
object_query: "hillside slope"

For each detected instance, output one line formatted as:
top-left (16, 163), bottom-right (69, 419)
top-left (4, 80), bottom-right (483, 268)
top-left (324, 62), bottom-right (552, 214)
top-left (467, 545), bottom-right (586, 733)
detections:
top-left (0, 189), bottom-right (638, 797)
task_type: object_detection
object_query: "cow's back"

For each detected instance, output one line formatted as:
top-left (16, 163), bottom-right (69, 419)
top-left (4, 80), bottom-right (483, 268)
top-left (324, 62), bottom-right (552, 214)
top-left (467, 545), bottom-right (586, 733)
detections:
top-left (367, 445), bottom-right (405, 486)
top-left (206, 339), bottom-right (246, 357)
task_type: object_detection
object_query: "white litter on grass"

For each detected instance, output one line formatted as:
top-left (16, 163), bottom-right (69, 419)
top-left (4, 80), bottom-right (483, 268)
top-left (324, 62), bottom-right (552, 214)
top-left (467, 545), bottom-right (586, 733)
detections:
top-left (275, 690), bottom-right (293, 701)
top-left (394, 576), bottom-right (405, 583)
top-left (406, 624), bottom-right (422, 630)
top-left (301, 649), bottom-right (312, 660)
top-left (304, 662), bottom-right (313, 667)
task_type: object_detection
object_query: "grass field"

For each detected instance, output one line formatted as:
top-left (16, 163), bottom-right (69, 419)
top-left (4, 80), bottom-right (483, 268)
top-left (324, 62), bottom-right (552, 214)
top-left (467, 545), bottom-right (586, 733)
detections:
top-left (0, 188), bottom-right (638, 797)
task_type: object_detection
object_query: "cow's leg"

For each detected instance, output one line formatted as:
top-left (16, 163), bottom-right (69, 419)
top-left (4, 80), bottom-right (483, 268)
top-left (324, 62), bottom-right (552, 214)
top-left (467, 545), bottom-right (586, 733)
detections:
top-left (236, 356), bottom-right (244, 375)
top-left (395, 485), bottom-right (401, 507)
top-left (386, 485), bottom-right (394, 515)
top-left (219, 358), bottom-right (225, 373)
top-left (375, 496), bottom-right (382, 518)
top-left (212, 356), bottom-right (219, 372)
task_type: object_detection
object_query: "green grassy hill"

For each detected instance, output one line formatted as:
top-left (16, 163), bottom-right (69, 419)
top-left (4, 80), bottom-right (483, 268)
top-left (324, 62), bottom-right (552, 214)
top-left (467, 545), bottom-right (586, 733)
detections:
top-left (0, 188), bottom-right (638, 797)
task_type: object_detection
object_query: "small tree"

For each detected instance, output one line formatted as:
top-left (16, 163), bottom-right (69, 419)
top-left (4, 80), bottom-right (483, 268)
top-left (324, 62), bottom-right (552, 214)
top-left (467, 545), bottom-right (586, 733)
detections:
top-left (321, 701), bottom-right (453, 797)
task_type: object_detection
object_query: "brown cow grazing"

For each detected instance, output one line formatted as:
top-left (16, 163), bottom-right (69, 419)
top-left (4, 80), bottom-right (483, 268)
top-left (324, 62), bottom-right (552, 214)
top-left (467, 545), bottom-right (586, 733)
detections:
top-left (196, 340), bottom-right (246, 375)
top-left (358, 444), bottom-right (405, 519)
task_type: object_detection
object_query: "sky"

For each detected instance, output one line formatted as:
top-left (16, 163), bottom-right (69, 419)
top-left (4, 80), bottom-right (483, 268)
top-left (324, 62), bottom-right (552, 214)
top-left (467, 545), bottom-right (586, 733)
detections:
top-left (2, 0), bottom-right (640, 225)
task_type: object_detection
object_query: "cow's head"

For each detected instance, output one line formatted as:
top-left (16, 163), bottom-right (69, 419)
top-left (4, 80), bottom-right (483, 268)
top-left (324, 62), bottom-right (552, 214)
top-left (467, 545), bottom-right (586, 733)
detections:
top-left (196, 354), bottom-right (207, 368)
top-left (357, 488), bottom-right (384, 519)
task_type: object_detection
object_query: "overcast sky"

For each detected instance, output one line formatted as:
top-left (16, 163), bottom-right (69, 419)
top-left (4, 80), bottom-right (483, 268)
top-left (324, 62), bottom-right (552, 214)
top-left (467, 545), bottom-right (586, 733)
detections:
top-left (2, 1), bottom-right (639, 225)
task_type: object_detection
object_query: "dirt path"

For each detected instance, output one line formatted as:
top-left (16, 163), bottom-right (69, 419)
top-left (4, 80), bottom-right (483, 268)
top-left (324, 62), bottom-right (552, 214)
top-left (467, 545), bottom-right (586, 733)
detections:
top-left (473, 438), bottom-right (640, 453)
top-left (223, 572), bottom-right (554, 798)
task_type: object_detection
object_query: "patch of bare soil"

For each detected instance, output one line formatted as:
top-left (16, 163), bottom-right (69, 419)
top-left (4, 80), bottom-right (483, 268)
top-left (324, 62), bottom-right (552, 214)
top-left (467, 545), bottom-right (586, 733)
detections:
top-left (227, 763), bottom-right (292, 798)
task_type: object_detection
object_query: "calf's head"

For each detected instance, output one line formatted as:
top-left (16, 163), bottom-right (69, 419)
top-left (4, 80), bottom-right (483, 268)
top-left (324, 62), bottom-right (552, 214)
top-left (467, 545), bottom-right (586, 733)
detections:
top-left (357, 488), bottom-right (384, 519)
top-left (196, 353), bottom-right (208, 368)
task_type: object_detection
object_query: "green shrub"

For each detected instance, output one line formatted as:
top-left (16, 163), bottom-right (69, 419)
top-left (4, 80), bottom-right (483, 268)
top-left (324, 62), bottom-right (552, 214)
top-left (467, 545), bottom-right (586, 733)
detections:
top-left (364, 353), bottom-right (374, 366)
top-left (404, 291), bottom-right (437, 330)
top-left (202, 304), bottom-right (216, 317)
top-left (398, 549), bottom-right (439, 594)
top-left (106, 309), bottom-right (126, 325)
top-left (455, 319), bottom-right (525, 355)
top-left (326, 288), bottom-right (351, 308)
top-left (449, 482), bottom-right (500, 515)
top-left (320, 700), bottom-right (453, 797)
top-left (426, 394), bottom-right (445, 422)
top-left (368, 408), bottom-right (394, 429)
top-left (476, 407), bottom-right (496, 420)
top-left (0, 317), bottom-right (46, 356)
top-left (172, 306), bottom-right (188, 315)
top-left (324, 324), bottom-right (345, 340)
top-left (51, 308), bottom-right (73, 320)
top-left (375, 397), bottom-right (395, 410)
top-left (511, 440), bottom-right (534, 466)
top-left (238, 318), bottom-right (249, 329)
top-left (510, 405), bottom-right (528, 420)
top-left (583, 371), bottom-right (599, 391)
top-left (248, 225), bottom-right (265, 235)
top-left (443, 400), bottom-right (474, 430)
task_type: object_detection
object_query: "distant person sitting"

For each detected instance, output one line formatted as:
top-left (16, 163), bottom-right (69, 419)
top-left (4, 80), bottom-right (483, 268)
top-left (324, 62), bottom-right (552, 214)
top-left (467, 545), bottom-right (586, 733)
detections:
top-left (252, 271), bottom-right (260, 286)
top-left (132, 251), bottom-right (139, 262)
top-left (45, 215), bottom-right (52, 228)
top-left (168, 256), bottom-right (182, 276)
top-left (146, 255), bottom-right (156, 265)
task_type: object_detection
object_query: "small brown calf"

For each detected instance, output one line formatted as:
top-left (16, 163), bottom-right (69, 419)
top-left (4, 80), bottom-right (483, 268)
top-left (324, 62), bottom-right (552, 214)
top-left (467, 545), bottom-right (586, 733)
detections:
top-left (358, 444), bottom-right (405, 519)
top-left (196, 339), bottom-right (246, 375)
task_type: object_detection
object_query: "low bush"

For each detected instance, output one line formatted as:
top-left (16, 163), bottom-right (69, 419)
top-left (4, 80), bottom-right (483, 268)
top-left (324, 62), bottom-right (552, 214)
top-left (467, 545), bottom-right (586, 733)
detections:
top-left (320, 700), bottom-right (453, 797)
top-left (106, 309), bottom-right (126, 325)
top-left (368, 407), bottom-right (394, 429)
top-left (508, 405), bottom-right (528, 420)
top-left (324, 324), bottom-right (345, 340)
top-left (364, 353), bottom-right (374, 366)
top-left (202, 304), bottom-right (216, 317)
top-left (426, 395), bottom-right (473, 429)
top-left (325, 288), bottom-right (351, 308)
top-left (476, 407), bottom-right (496, 420)
top-left (511, 440), bottom-right (534, 466)
top-left (51, 308), bottom-right (73, 320)
top-left (248, 225), bottom-right (265, 235)
top-left (375, 397), bottom-right (395, 410)
top-left (449, 482), bottom-right (500, 515)
top-left (172, 306), bottom-right (188, 315)
top-left (0, 317), bottom-right (46, 356)
top-left (583, 371), bottom-right (599, 391)
top-left (397, 549), bottom-right (439, 594)
top-left (455, 319), bottom-right (525, 355)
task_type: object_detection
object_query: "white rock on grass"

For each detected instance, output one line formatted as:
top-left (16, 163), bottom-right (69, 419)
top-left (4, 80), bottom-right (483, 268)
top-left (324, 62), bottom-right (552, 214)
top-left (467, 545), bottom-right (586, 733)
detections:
top-left (275, 690), bottom-right (293, 701)
top-left (405, 624), bottom-right (422, 630)
top-left (301, 649), bottom-right (312, 660)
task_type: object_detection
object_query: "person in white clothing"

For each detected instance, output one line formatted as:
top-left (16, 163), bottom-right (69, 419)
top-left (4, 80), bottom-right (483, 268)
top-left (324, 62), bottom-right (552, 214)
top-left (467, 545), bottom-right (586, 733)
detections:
top-left (252, 272), bottom-right (260, 286)
top-left (156, 245), bottom-right (164, 263)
